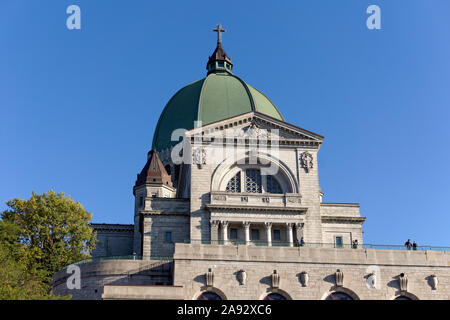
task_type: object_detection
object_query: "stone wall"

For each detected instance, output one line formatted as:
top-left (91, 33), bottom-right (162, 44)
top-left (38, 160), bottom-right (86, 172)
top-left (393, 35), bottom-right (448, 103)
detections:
top-left (172, 243), bottom-right (450, 300)
top-left (52, 259), bottom-right (173, 300)
top-left (142, 214), bottom-right (189, 257)
top-left (91, 224), bottom-right (134, 258)
top-left (140, 198), bottom-right (190, 257)
top-left (53, 243), bottom-right (449, 300)
top-left (320, 203), bottom-right (364, 245)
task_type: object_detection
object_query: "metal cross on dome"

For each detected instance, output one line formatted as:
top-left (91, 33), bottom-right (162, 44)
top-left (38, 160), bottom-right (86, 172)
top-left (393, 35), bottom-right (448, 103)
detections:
top-left (213, 24), bottom-right (226, 44)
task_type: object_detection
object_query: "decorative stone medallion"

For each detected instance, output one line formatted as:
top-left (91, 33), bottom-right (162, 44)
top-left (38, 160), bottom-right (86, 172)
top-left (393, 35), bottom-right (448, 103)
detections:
top-left (192, 147), bottom-right (207, 167)
top-left (300, 152), bottom-right (314, 172)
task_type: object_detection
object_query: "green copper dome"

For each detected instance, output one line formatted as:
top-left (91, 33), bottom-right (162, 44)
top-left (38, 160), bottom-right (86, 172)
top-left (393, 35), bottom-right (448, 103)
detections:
top-left (151, 27), bottom-right (284, 151)
top-left (151, 72), bottom-right (284, 151)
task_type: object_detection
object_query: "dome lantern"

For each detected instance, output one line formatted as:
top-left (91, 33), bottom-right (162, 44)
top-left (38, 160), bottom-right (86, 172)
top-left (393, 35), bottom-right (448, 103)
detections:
top-left (151, 25), bottom-right (284, 152)
top-left (206, 24), bottom-right (233, 74)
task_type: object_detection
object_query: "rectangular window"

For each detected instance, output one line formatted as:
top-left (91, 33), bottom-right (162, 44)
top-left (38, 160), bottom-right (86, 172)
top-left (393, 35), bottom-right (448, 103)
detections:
top-left (335, 236), bottom-right (343, 248)
top-left (165, 232), bottom-right (172, 243)
top-left (251, 229), bottom-right (260, 241)
top-left (273, 229), bottom-right (281, 241)
top-left (139, 196), bottom-right (144, 207)
top-left (230, 228), bottom-right (238, 240)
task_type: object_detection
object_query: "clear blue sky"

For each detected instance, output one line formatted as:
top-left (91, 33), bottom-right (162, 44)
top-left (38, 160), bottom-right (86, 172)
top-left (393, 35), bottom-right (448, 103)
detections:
top-left (1, 0), bottom-right (449, 246)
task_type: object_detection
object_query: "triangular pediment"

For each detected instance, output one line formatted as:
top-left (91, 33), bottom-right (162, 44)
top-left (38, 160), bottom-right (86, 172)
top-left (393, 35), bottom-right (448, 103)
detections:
top-left (186, 111), bottom-right (324, 144)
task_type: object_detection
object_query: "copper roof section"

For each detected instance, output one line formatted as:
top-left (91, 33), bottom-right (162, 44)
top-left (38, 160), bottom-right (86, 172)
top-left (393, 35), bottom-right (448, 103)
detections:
top-left (135, 150), bottom-right (173, 188)
top-left (207, 43), bottom-right (232, 67)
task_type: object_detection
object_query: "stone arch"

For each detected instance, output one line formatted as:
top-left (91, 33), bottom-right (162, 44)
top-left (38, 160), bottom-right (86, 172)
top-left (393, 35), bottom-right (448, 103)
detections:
top-left (321, 287), bottom-right (360, 300)
top-left (211, 152), bottom-right (298, 193)
top-left (259, 288), bottom-right (292, 300)
top-left (392, 292), bottom-right (419, 300)
top-left (192, 287), bottom-right (227, 300)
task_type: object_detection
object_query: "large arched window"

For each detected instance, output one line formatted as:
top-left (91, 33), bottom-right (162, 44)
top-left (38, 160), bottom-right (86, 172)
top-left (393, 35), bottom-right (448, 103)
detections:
top-left (197, 292), bottom-right (222, 300)
top-left (266, 175), bottom-right (282, 194)
top-left (226, 172), bottom-right (241, 193)
top-left (225, 169), bottom-right (283, 194)
top-left (325, 292), bottom-right (354, 300)
top-left (245, 169), bottom-right (262, 193)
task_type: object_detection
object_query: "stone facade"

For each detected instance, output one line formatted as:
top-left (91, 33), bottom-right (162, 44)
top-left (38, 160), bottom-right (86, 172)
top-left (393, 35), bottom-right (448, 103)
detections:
top-left (52, 243), bottom-right (450, 300)
top-left (171, 244), bottom-right (450, 300)
top-left (91, 224), bottom-right (134, 257)
top-left (53, 37), bottom-right (449, 300)
top-left (69, 111), bottom-right (449, 300)
top-left (52, 259), bottom-right (173, 300)
top-left (91, 112), bottom-right (366, 259)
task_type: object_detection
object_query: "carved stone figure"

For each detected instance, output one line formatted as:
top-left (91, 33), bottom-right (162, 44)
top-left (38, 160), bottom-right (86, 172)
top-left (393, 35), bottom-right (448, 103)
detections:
top-left (299, 271), bottom-right (309, 287)
top-left (398, 273), bottom-right (408, 292)
top-left (300, 152), bottom-right (314, 172)
top-left (335, 269), bottom-right (344, 287)
top-left (192, 147), bottom-right (207, 167)
top-left (367, 272), bottom-right (376, 289)
top-left (206, 268), bottom-right (214, 287)
top-left (430, 274), bottom-right (438, 290)
top-left (271, 270), bottom-right (280, 289)
top-left (237, 270), bottom-right (247, 286)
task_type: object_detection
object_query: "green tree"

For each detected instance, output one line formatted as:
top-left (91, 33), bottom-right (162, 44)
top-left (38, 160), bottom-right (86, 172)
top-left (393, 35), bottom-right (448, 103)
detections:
top-left (0, 221), bottom-right (65, 299)
top-left (1, 190), bottom-right (96, 286)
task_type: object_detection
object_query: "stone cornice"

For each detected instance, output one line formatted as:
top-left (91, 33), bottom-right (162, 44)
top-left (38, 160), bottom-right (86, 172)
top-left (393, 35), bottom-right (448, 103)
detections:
top-left (206, 204), bottom-right (307, 213)
top-left (321, 203), bottom-right (360, 208)
top-left (140, 210), bottom-right (189, 217)
top-left (133, 183), bottom-right (177, 195)
top-left (321, 216), bottom-right (366, 223)
top-left (91, 224), bottom-right (134, 233)
top-left (146, 197), bottom-right (190, 203)
top-left (186, 112), bottom-right (323, 147)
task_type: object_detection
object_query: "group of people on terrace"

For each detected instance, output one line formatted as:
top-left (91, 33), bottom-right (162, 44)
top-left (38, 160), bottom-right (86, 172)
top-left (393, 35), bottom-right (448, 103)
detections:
top-left (404, 239), bottom-right (418, 250)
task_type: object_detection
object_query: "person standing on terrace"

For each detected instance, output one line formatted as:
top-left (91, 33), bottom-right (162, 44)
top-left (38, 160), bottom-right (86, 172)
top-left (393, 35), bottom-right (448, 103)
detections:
top-left (404, 239), bottom-right (412, 250)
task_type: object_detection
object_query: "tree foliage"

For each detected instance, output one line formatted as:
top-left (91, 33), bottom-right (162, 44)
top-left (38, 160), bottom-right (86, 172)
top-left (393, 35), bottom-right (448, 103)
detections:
top-left (0, 190), bottom-right (96, 299)
top-left (0, 221), bottom-right (53, 299)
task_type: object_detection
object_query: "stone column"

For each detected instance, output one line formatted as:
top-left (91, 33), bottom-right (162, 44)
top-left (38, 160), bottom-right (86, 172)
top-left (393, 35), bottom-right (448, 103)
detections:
top-left (210, 220), bottom-right (220, 244)
top-left (286, 223), bottom-right (294, 247)
top-left (243, 221), bottom-right (251, 245)
top-left (265, 222), bottom-right (273, 246)
top-left (221, 221), bottom-right (229, 245)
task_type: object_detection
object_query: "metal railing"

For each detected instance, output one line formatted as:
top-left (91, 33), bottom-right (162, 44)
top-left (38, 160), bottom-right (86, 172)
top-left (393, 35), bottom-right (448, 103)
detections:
top-left (70, 241), bottom-right (449, 266)
top-left (184, 239), bottom-right (450, 251)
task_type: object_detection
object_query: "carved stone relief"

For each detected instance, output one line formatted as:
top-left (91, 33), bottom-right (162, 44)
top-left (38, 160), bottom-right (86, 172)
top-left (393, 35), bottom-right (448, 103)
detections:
top-left (300, 152), bottom-right (314, 173)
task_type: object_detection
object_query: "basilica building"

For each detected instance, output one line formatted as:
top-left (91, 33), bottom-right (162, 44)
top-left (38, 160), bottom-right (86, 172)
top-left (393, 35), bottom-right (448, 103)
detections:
top-left (52, 26), bottom-right (449, 300)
